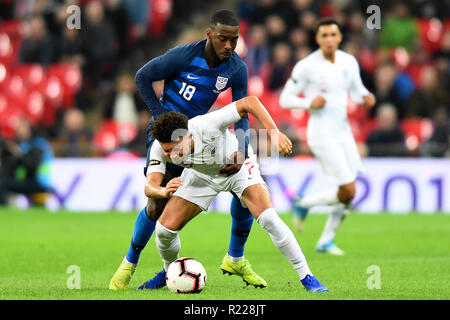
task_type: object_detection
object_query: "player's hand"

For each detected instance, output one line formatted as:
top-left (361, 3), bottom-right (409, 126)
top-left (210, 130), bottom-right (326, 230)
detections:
top-left (362, 94), bottom-right (376, 109)
top-left (310, 96), bottom-right (326, 109)
top-left (218, 151), bottom-right (245, 177)
top-left (163, 177), bottom-right (183, 198)
top-left (276, 131), bottom-right (292, 156)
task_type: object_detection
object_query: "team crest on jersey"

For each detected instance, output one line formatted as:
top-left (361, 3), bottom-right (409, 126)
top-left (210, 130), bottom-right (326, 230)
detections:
top-left (215, 76), bottom-right (228, 90)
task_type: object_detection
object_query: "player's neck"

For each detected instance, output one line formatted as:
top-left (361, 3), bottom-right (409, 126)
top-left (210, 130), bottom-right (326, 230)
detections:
top-left (205, 41), bottom-right (221, 69)
top-left (321, 50), bottom-right (336, 64)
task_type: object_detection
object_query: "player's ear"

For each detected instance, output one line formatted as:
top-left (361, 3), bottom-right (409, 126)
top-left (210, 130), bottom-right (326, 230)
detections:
top-left (337, 29), bottom-right (343, 44)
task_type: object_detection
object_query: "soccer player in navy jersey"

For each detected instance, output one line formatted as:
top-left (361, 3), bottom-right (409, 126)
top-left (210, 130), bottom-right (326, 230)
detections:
top-left (109, 10), bottom-right (267, 290)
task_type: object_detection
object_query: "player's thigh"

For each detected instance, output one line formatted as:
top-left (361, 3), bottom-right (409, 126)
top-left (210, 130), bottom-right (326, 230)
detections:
top-left (309, 143), bottom-right (356, 186)
top-left (240, 184), bottom-right (273, 219)
top-left (146, 197), bottom-right (169, 221)
top-left (171, 169), bottom-right (219, 213)
top-left (158, 196), bottom-right (202, 231)
top-left (232, 156), bottom-right (272, 219)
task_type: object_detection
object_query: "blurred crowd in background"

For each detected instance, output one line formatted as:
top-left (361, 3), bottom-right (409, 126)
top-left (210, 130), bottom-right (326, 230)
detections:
top-left (0, 0), bottom-right (449, 162)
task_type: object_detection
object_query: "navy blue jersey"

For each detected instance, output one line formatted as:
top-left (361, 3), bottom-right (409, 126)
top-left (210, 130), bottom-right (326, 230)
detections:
top-left (136, 39), bottom-right (250, 161)
top-left (135, 39), bottom-right (248, 118)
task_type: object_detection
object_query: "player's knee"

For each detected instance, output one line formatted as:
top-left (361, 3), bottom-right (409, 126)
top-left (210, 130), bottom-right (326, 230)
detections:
top-left (155, 221), bottom-right (178, 246)
top-left (230, 197), bottom-right (252, 221)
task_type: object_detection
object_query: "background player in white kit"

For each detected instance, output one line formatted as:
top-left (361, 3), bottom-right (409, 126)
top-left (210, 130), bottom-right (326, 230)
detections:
top-left (144, 95), bottom-right (328, 292)
top-left (279, 18), bottom-right (376, 255)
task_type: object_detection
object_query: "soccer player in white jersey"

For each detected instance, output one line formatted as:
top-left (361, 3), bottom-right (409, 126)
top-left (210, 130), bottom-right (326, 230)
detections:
top-left (279, 18), bottom-right (376, 255)
top-left (144, 95), bottom-right (327, 292)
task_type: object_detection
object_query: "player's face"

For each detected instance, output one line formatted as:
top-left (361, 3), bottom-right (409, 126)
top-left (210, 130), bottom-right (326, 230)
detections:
top-left (316, 24), bottom-right (342, 56)
top-left (207, 23), bottom-right (239, 62)
top-left (159, 134), bottom-right (192, 163)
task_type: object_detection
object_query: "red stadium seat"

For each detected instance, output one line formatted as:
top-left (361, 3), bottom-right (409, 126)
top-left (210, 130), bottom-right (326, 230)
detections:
top-left (93, 120), bottom-right (120, 155)
top-left (400, 118), bottom-right (433, 144)
top-left (47, 63), bottom-right (82, 108)
top-left (148, 0), bottom-right (173, 36)
top-left (14, 63), bottom-right (46, 90)
top-left (2, 73), bottom-right (27, 98)
top-left (0, 61), bottom-right (10, 89)
top-left (416, 18), bottom-right (446, 54)
top-left (0, 96), bottom-right (24, 139)
top-left (43, 75), bottom-right (63, 108)
top-left (0, 32), bottom-right (15, 67)
top-left (0, 20), bottom-right (24, 40)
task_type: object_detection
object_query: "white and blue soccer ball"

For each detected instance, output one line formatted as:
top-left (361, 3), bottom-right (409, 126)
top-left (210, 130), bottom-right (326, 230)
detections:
top-left (166, 257), bottom-right (207, 293)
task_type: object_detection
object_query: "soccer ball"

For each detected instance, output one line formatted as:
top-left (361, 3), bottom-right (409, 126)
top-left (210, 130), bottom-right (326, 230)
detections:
top-left (166, 257), bottom-right (207, 293)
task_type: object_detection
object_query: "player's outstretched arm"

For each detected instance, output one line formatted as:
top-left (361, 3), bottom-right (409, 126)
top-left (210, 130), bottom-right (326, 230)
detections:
top-left (145, 172), bottom-right (183, 199)
top-left (236, 96), bottom-right (292, 156)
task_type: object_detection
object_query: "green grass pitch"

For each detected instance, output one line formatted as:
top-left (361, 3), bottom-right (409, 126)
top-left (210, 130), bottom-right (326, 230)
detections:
top-left (0, 207), bottom-right (449, 300)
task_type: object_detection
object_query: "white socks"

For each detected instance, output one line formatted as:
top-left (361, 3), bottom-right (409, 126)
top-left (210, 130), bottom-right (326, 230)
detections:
top-left (317, 204), bottom-right (348, 247)
top-left (257, 208), bottom-right (312, 280)
top-left (155, 221), bottom-right (180, 271)
top-left (300, 186), bottom-right (339, 208)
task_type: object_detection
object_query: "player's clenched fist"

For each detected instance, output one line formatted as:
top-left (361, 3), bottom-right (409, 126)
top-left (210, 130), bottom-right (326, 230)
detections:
top-left (310, 96), bottom-right (326, 109)
top-left (276, 131), bottom-right (293, 156)
top-left (362, 94), bottom-right (376, 109)
top-left (164, 177), bottom-right (183, 198)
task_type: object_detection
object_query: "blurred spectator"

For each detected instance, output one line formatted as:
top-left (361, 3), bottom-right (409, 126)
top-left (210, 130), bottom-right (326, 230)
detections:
top-left (56, 109), bottom-right (93, 158)
top-left (371, 61), bottom-right (405, 119)
top-left (81, 0), bottom-right (117, 85)
top-left (103, 73), bottom-right (147, 127)
top-left (366, 103), bottom-right (408, 157)
top-left (128, 110), bottom-right (152, 157)
top-left (261, 42), bottom-right (293, 91)
top-left (289, 27), bottom-right (310, 50)
top-left (122, 0), bottom-right (150, 41)
top-left (294, 45), bottom-right (311, 62)
top-left (18, 15), bottom-right (56, 66)
top-left (380, 1), bottom-right (419, 51)
top-left (298, 11), bottom-right (318, 49)
top-left (265, 14), bottom-right (288, 46)
top-left (246, 0), bottom-right (280, 25)
top-left (58, 28), bottom-right (84, 66)
top-left (104, 0), bottom-right (130, 59)
top-left (0, 118), bottom-right (54, 205)
top-left (245, 24), bottom-right (270, 76)
top-left (420, 107), bottom-right (450, 157)
top-left (407, 65), bottom-right (447, 118)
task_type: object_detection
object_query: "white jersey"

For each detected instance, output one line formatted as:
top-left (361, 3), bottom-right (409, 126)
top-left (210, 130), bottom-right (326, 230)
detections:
top-left (147, 102), bottom-right (245, 178)
top-left (279, 49), bottom-right (369, 145)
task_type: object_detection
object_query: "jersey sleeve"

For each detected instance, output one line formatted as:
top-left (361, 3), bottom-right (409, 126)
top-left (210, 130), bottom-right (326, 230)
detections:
top-left (349, 56), bottom-right (370, 103)
top-left (231, 64), bottom-right (250, 157)
top-left (146, 140), bottom-right (167, 175)
top-left (279, 60), bottom-right (313, 109)
top-left (200, 102), bottom-right (242, 132)
top-left (135, 45), bottom-right (187, 118)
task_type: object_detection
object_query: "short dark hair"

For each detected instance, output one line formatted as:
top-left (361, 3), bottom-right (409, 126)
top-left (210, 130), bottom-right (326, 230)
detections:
top-left (315, 17), bottom-right (342, 34)
top-left (210, 9), bottom-right (239, 27)
top-left (150, 111), bottom-right (188, 143)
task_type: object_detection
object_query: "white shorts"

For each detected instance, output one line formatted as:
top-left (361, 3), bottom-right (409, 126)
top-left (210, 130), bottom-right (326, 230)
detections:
top-left (172, 156), bottom-right (267, 211)
top-left (309, 137), bottom-right (363, 186)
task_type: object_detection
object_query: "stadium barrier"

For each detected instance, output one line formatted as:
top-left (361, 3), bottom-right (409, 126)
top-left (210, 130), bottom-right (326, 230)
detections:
top-left (40, 158), bottom-right (449, 213)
